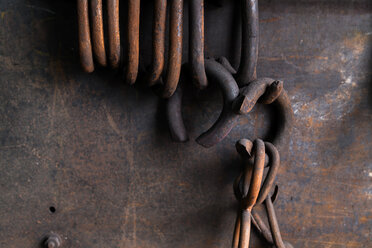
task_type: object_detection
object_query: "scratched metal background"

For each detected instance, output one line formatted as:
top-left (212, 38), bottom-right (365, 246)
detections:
top-left (0, 0), bottom-right (371, 247)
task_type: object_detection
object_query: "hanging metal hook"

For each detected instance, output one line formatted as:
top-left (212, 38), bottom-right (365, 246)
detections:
top-left (126, 0), bottom-right (141, 84)
top-left (162, 0), bottom-right (184, 98)
top-left (166, 58), bottom-right (291, 148)
top-left (148, 0), bottom-right (167, 86)
top-left (77, 0), bottom-right (94, 73)
top-left (235, 0), bottom-right (259, 87)
top-left (90, 0), bottom-right (107, 67)
top-left (232, 139), bottom-right (265, 248)
top-left (190, 0), bottom-right (208, 89)
top-left (107, 0), bottom-right (120, 69)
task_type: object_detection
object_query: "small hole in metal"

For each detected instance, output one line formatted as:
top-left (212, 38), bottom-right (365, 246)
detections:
top-left (49, 206), bottom-right (56, 213)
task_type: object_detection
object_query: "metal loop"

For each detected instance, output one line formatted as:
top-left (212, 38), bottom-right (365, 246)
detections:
top-left (107, 0), bottom-right (120, 69)
top-left (256, 142), bottom-right (280, 205)
top-left (77, 0), bottom-right (94, 73)
top-left (190, 0), bottom-right (208, 89)
top-left (78, 0), bottom-right (120, 72)
top-left (166, 58), bottom-right (293, 149)
top-left (235, 0), bottom-right (259, 87)
top-left (162, 0), bottom-right (184, 98)
top-left (232, 139), bottom-right (265, 248)
top-left (126, 0), bottom-right (141, 84)
top-left (148, 0), bottom-right (167, 86)
top-left (91, 0), bottom-right (107, 67)
top-left (233, 139), bottom-right (294, 247)
top-left (165, 58), bottom-right (239, 145)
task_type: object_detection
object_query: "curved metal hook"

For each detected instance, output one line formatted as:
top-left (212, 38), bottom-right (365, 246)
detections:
top-left (190, 0), bottom-right (208, 89)
top-left (161, 0), bottom-right (184, 98)
top-left (77, 0), bottom-right (94, 73)
top-left (148, 0), bottom-right (167, 86)
top-left (166, 59), bottom-right (239, 145)
top-left (166, 81), bottom-right (188, 142)
top-left (256, 142), bottom-right (280, 204)
top-left (91, 0), bottom-right (107, 67)
top-left (126, 0), bottom-right (141, 84)
top-left (107, 0), bottom-right (120, 69)
top-left (196, 59), bottom-right (240, 147)
top-left (222, 56), bottom-right (294, 149)
top-left (232, 139), bottom-right (265, 248)
top-left (233, 78), bottom-right (283, 115)
top-left (235, 0), bottom-right (259, 87)
top-left (166, 58), bottom-right (292, 148)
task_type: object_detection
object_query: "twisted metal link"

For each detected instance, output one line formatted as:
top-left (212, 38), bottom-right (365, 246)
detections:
top-left (234, 139), bottom-right (294, 248)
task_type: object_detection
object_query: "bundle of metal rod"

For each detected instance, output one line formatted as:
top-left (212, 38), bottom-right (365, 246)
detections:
top-left (233, 139), bottom-right (294, 248)
top-left (149, 0), bottom-right (207, 97)
top-left (77, 0), bottom-right (120, 73)
top-left (149, 0), bottom-right (184, 98)
top-left (77, 0), bottom-right (203, 97)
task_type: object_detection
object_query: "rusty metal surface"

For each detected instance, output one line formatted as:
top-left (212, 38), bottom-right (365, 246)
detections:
top-left (90, 0), bottom-right (107, 67)
top-left (235, 0), bottom-right (259, 86)
top-left (148, 0), bottom-right (167, 86)
top-left (161, 0), bottom-right (184, 98)
top-left (0, 0), bottom-right (371, 247)
top-left (126, 0), bottom-right (141, 84)
top-left (77, 0), bottom-right (94, 73)
top-left (107, 0), bottom-right (120, 69)
top-left (189, 0), bottom-right (207, 89)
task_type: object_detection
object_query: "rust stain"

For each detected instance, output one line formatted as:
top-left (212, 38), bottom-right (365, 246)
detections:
top-left (259, 55), bottom-right (328, 61)
top-left (260, 17), bottom-right (280, 23)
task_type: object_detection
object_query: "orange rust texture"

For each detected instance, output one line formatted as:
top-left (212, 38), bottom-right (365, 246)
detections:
top-left (126, 0), bottom-right (141, 84)
top-left (0, 1), bottom-right (371, 248)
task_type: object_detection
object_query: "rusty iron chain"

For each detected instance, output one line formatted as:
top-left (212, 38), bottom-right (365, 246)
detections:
top-left (75, 1), bottom-right (295, 247)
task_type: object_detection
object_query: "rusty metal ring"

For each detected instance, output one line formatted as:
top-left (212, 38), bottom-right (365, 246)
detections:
top-left (190, 0), bottom-right (207, 89)
top-left (166, 58), bottom-right (293, 149)
top-left (165, 58), bottom-right (239, 143)
top-left (107, 0), bottom-right (120, 69)
top-left (126, 0), bottom-right (141, 84)
top-left (195, 59), bottom-right (241, 147)
top-left (91, 0), bottom-right (107, 67)
top-left (77, 0), bottom-right (94, 73)
top-left (220, 57), bottom-right (294, 150)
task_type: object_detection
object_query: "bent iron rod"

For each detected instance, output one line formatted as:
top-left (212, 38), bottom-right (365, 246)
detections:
top-left (161, 0), bottom-right (184, 98)
top-left (232, 139), bottom-right (265, 248)
top-left (78, 0), bottom-right (120, 72)
top-left (107, 0), bottom-right (120, 69)
top-left (235, 0), bottom-right (259, 86)
top-left (149, 0), bottom-right (167, 86)
top-left (126, 0), bottom-right (141, 84)
top-left (190, 0), bottom-right (207, 89)
top-left (77, 0), bottom-right (94, 73)
top-left (91, 0), bottom-right (107, 67)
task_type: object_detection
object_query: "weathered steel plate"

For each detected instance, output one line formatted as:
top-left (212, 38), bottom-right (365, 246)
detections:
top-left (0, 0), bottom-right (371, 247)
